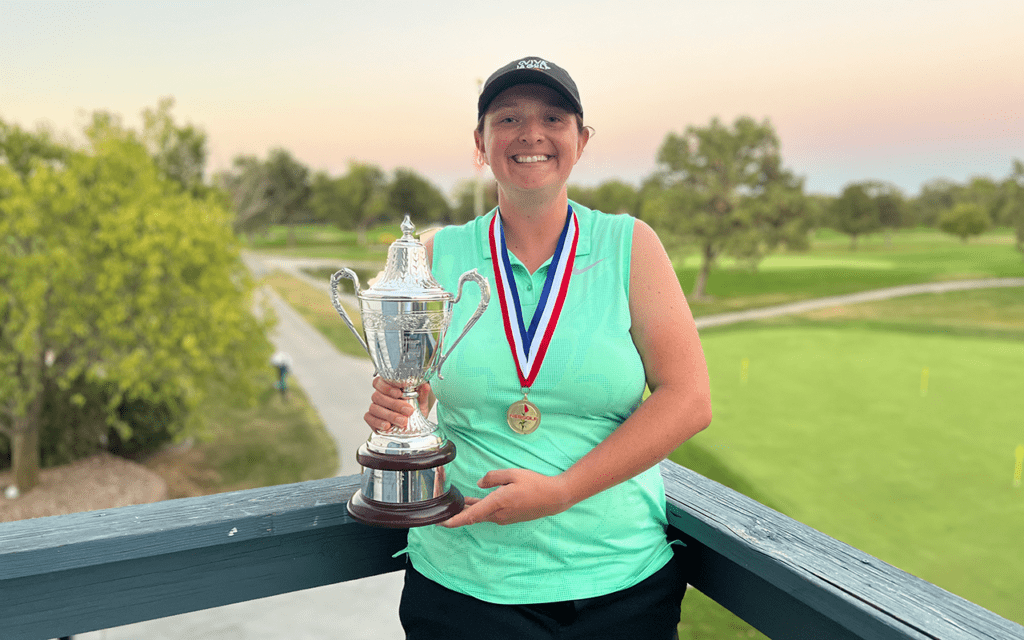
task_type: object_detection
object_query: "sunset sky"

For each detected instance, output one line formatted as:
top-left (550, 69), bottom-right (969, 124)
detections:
top-left (2, 0), bottom-right (1022, 198)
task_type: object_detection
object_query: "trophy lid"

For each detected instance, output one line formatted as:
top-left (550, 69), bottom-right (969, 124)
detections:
top-left (360, 215), bottom-right (449, 301)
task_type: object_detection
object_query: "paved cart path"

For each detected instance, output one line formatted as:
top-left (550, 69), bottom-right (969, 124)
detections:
top-left (78, 256), bottom-right (1023, 639)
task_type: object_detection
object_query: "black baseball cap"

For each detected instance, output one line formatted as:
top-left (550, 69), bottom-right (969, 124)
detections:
top-left (477, 57), bottom-right (583, 120)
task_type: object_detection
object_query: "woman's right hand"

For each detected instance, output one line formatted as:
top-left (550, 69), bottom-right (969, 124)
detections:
top-left (364, 378), bottom-right (432, 432)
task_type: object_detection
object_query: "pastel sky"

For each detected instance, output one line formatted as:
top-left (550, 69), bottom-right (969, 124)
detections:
top-left (2, 0), bottom-right (1022, 197)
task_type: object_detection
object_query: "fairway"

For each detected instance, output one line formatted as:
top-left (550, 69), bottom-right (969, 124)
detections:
top-left (674, 325), bottom-right (1024, 624)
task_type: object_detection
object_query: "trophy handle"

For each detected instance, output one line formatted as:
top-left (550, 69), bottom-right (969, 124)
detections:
top-left (330, 269), bottom-right (373, 362)
top-left (432, 269), bottom-right (490, 380)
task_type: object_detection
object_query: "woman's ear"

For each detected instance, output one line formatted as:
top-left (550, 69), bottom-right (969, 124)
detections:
top-left (575, 125), bottom-right (591, 163)
top-left (474, 129), bottom-right (488, 166)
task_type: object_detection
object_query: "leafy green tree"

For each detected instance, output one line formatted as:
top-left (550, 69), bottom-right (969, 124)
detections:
top-left (0, 120), bottom-right (69, 180)
top-left (264, 148), bottom-right (312, 246)
top-left (960, 176), bottom-right (1002, 223)
top-left (641, 117), bottom-right (811, 299)
top-left (865, 181), bottom-right (906, 247)
top-left (329, 162), bottom-right (390, 244)
top-left (310, 170), bottom-right (346, 225)
top-left (829, 182), bottom-right (881, 249)
top-left (910, 179), bottom-right (959, 227)
top-left (450, 178), bottom-right (497, 224)
top-left (140, 97), bottom-right (208, 197)
top-left (216, 155), bottom-right (275, 234)
top-left (215, 149), bottom-right (312, 243)
top-left (569, 179), bottom-right (640, 214)
top-left (939, 202), bottom-right (990, 242)
top-left (999, 160), bottom-right (1024, 256)
top-left (0, 120), bottom-right (269, 492)
top-left (388, 168), bottom-right (450, 224)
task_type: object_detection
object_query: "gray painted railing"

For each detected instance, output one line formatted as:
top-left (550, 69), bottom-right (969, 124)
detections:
top-left (1, 461), bottom-right (1020, 639)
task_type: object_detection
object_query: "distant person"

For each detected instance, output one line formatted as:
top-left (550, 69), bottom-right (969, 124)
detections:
top-left (365, 56), bottom-right (711, 639)
top-left (271, 351), bottom-right (292, 397)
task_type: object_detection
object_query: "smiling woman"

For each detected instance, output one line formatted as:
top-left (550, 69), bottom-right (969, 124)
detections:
top-left (362, 57), bottom-right (712, 640)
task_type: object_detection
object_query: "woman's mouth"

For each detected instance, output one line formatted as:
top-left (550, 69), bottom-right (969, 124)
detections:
top-left (512, 155), bottom-right (551, 164)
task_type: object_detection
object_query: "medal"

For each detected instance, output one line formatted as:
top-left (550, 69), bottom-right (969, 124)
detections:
top-left (489, 206), bottom-right (578, 434)
top-left (507, 392), bottom-right (541, 435)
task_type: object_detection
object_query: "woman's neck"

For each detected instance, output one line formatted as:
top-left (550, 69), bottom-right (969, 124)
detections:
top-left (497, 189), bottom-right (570, 274)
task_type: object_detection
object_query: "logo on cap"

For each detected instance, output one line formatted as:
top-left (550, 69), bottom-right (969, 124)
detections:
top-left (517, 59), bottom-right (551, 71)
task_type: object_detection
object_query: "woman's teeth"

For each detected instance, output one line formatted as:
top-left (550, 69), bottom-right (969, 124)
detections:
top-left (514, 155), bottom-right (550, 163)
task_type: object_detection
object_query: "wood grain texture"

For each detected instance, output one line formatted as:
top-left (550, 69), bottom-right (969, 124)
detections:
top-left (661, 461), bottom-right (1024, 640)
top-left (0, 475), bottom-right (407, 639)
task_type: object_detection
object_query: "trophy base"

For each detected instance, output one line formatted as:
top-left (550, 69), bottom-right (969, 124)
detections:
top-left (347, 441), bottom-right (464, 528)
top-left (347, 486), bottom-right (464, 529)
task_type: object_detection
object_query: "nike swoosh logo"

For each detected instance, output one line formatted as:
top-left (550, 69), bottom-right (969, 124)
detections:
top-left (572, 258), bottom-right (607, 275)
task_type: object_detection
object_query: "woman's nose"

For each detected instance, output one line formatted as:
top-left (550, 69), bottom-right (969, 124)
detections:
top-left (518, 119), bottom-right (544, 143)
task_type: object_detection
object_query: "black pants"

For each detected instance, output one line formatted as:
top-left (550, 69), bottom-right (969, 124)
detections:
top-left (399, 556), bottom-right (685, 640)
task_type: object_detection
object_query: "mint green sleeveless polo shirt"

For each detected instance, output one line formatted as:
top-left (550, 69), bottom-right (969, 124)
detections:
top-left (406, 201), bottom-right (673, 604)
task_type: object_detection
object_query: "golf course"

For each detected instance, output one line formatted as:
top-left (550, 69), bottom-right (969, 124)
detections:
top-left (255, 224), bottom-right (1024, 637)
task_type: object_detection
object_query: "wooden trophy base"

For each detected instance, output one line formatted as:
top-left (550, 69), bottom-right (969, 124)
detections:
top-left (347, 486), bottom-right (464, 528)
top-left (347, 441), bottom-right (464, 528)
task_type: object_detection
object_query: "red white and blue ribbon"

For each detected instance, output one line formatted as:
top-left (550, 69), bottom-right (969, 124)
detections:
top-left (488, 205), bottom-right (579, 389)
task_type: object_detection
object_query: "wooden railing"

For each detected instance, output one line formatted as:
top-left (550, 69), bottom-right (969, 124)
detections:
top-left (1, 461), bottom-right (1020, 640)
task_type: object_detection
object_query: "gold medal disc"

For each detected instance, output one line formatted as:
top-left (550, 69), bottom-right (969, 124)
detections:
top-left (507, 398), bottom-right (541, 435)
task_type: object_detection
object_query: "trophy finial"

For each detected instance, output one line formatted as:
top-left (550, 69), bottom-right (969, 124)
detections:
top-left (401, 214), bottom-right (415, 239)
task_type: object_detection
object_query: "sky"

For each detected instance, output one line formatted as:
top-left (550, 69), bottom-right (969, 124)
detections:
top-left (2, 0), bottom-right (1022, 198)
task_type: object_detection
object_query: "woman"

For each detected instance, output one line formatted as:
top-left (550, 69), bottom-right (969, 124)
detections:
top-left (365, 56), bottom-right (712, 639)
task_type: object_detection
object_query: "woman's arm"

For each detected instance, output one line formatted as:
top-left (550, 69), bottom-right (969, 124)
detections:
top-left (441, 219), bottom-right (711, 527)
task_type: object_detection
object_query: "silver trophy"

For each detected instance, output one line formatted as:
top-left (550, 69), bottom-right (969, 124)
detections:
top-left (330, 215), bottom-right (489, 527)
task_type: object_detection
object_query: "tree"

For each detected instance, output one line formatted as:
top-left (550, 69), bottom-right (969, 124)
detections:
top-left (215, 149), bottom-right (311, 243)
top-left (960, 176), bottom-right (1002, 223)
top-left (829, 182), bottom-right (881, 249)
top-left (0, 120), bottom-right (69, 180)
top-left (450, 178), bottom-right (497, 224)
top-left (641, 117), bottom-right (811, 300)
top-left (216, 155), bottom-right (275, 234)
top-left (140, 97), bottom-right (208, 197)
top-left (568, 179), bottom-right (640, 214)
top-left (264, 148), bottom-right (312, 246)
top-left (332, 162), bottom-right (390, 244)
top-left (867, 181), bottom-right (906, 246)
top-left (999, 159), bottom-right (1024, 257)
top-left (910, 178), bottom-right (959, 227)
top-left (387, 168), bottom-right (450, 224)
top-left (938, 202), bottom-right (990, 242)
top-left (0, 118), bottom-right (269, 492)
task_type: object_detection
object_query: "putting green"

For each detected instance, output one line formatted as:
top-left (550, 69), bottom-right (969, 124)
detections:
top-left (676, 326), bottom-right (1024, 624)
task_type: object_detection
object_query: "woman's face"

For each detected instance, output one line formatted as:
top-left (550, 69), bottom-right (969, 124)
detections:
top-left (474, 83), bottom-right (589, 200)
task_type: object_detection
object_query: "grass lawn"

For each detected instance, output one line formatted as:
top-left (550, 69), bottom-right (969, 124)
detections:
top-left (674, 320), bottom-right (1024, 627)
top-left (143, 373), bottom-right (338, 498)
top-left (678, 227), bottom-right (1023, 316)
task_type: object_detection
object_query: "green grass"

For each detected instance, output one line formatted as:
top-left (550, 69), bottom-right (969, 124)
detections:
top-left (674, 322), bottom-right (1024, 626)
top-left (677, 227), bottom-right (1023, 316)
top-left (261, 271), bottom-right (372, 359)
top-left (244, 222), bottom-right (394, 261)
top-left (146, 375), bottom-right (338, 498)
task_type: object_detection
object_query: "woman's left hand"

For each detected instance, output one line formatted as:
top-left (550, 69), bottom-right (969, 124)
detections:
top-left (440, 469), bottom-right (574, 527)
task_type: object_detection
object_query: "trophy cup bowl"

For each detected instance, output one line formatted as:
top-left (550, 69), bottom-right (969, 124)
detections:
top-left (330, 215), bottom-right (489, 527)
